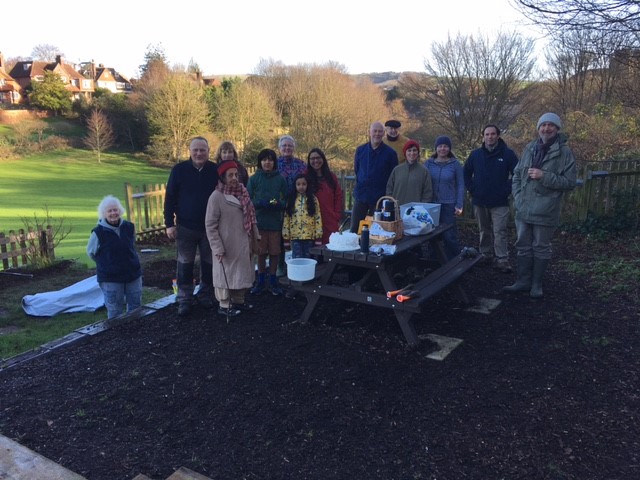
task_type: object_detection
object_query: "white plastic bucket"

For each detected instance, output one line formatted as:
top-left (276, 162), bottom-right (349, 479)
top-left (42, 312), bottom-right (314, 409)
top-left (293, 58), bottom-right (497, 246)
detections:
top-left (286, 258), bottom-right (317, 282)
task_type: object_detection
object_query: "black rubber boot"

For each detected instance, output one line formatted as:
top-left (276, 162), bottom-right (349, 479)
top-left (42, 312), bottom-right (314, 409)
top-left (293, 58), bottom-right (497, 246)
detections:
top-left (176, 262), bottom-right (195, 314)
top-left (250, 272), bottom-right (267, 295)
top-left (502, 256), bottom-right (533, 293)
top-left (530, 258), bottom-right (550, 299)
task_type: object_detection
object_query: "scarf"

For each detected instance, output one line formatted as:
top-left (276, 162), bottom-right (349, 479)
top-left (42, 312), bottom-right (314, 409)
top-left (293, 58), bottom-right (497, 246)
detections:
top-left (532, 135), bottom-right (557, 169)
top-left (216, 181), bottom-right (256, 234)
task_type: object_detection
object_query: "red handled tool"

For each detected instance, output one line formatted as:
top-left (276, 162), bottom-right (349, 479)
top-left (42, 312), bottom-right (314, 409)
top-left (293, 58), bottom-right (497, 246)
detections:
top-left (396, 290), bottom-right (419, 303)
top-left (386, 284), bottom-right (415, 299)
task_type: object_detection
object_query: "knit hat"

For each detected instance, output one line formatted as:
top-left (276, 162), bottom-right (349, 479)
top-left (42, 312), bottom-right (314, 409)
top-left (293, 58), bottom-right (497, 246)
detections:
top-left (218, 160), bottom-right (239, 177)
top-left (402, 139), bottom-right (420, 158)
top-left (434, 135), bottom-right (452, 150)
top-left (537, 112), bottom-right (562, 130)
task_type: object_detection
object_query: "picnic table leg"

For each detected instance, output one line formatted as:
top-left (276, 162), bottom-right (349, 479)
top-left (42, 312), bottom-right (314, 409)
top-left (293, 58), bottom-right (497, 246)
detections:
top-left (298, 260), bottom-right (338, 324)
top-left (376, 267), bottom-right (420, 346)
top-left (299, 292), bottom-right (321, 324)
top-left (431, 239), bottom-right (472, 304)
top-left (394, 310), bottom-right (419, 346)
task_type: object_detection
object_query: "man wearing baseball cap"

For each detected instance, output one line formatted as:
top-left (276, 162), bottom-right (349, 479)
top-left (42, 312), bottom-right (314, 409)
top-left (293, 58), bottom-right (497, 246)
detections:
top-left (383, 119), bottom-right (409, 164)
top-left (503, 113), bottom-right (576, 298)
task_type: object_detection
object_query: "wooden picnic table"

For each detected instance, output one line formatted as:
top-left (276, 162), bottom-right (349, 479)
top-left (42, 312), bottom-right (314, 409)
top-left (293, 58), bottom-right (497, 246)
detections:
top-left (281, 224), bottom-right (482, 346)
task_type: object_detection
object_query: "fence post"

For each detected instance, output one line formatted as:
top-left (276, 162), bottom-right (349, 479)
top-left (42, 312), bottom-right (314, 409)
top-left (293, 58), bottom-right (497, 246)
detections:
top-left (19, 229), bottom-right (28, 267)
top-left (0, 232), bottom-right (8, 270)
top-left (124, 183), bottom-right (135, 227)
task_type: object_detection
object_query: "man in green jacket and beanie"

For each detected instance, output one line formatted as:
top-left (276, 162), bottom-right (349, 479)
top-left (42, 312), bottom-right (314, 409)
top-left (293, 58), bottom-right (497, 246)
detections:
top-left (503, 113), bottom-right (576, 298)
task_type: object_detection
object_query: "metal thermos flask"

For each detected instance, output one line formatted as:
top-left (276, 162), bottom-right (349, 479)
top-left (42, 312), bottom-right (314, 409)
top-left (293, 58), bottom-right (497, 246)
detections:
top-left (360, 225), bottom-right (370, 252)
top-left (383, 200), bottom-right (395, 221)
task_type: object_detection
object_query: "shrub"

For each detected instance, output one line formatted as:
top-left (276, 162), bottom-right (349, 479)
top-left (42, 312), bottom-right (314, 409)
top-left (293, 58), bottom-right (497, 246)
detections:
top-left (20, 206), bottom-right (72, 268)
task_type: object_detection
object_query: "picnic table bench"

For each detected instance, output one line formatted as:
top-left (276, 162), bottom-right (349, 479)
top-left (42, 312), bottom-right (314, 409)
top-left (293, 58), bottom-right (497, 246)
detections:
top-left (281, 224), bottom-right (481, 346)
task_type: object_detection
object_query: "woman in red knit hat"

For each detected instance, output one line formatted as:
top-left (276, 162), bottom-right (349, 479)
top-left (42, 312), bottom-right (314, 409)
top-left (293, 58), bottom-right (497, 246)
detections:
top-left (385, 139), bottom-right (433, 206)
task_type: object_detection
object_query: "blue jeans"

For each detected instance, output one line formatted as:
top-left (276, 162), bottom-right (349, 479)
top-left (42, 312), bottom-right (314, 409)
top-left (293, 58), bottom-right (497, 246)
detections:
top-left (292, 240), bottom-right (314, 259)
top-left (439, 203), bottom-right (460, 260)
top-left (100, 277), bottom-right (143, 319)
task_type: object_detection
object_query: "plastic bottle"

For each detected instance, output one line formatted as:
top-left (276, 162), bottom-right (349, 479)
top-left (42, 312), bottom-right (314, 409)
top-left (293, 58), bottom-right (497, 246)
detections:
top-left (360, 225), bottom-right (370, 253)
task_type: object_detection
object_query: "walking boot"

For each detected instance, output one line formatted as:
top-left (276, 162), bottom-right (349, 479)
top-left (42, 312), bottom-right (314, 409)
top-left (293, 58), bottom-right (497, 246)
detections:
top-left (502, 256), bottom-right (533, 293)
top-left (530, 258), bottom-right (550, 299)
top-left (269, 274), bottom-right (283, 296)
top-left (250, 272), bottom-right (267, 295)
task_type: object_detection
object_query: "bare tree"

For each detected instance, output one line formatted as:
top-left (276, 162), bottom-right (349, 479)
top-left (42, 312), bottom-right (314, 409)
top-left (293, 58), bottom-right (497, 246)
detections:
top-left (252, 62), bottom-right (392, 164)
top-left (610, 47), bottom-right (640, 106)
top-left (146, 74), bottom-right (209, 162)
top-left (424, 32), bottom-right (537, 150)
top-left (546, 30), bottom-right (640, 113)
top-left (83, 109), bottom-right (115, 163)
top-left (31, 44), bottom-right (64, 62)
top-left (12, 120), bottom-right (48, 149)
top-left (253, 58), bottom-right (293, 122)
top-left (209, 79), bottom-right (279, 160)
top-left (511, 0), bottom-right (640, 40)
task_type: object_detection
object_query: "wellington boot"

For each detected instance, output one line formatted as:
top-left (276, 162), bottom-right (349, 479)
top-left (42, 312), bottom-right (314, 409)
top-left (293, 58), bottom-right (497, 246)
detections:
top-left (250, 273), bottom-right (267, 295)
top-left (269, 274), bottom-right (283, 296)
top-left (502, 256), bottom-right (533, 293)
top-left (529, 258), bottom-right (550, 299)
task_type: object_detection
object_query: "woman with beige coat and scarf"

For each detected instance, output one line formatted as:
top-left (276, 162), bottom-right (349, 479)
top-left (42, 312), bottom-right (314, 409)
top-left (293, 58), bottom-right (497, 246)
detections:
top-left (205, 161), bottom-right (260, 317)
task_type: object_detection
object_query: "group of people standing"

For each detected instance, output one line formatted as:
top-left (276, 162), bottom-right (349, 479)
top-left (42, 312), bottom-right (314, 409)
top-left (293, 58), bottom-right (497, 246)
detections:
top-left (87, 112), bottom-right (576, 319)
top-left (161, 134), bottom-right (342, 318)
top-left (350, 113), bottom-right (576, 298)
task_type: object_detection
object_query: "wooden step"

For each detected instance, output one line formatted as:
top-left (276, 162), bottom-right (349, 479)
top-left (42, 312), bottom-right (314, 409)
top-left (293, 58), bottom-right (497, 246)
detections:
top-left (0, 434), bottom-right (87, 480)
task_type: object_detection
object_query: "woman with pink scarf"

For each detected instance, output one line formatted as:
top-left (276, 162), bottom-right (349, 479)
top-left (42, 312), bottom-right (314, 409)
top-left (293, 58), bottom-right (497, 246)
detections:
top-left (205, 161), bottom-right (260, 317)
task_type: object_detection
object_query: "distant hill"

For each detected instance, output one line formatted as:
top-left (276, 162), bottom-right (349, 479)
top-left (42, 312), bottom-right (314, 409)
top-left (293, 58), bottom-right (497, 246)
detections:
top-left (352, 71), bottom-right (422, 89)
top-left (204, 71), bottom-right (418, 89)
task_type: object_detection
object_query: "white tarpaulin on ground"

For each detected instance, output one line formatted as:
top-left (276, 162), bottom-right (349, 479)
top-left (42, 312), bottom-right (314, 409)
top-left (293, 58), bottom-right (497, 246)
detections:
top-left (21, 275), bottom-right (104, 317)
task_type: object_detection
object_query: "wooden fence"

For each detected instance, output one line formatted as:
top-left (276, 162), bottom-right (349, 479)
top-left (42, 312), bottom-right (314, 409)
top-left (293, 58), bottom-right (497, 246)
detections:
top-left (124, 183), bottom-right (167, 240)
top-left (124, 159), bottom-right (640, 237)
top-left (0, 227), bottom-right (55, 270)
top-left (570, 160), bottom-right (640, 223)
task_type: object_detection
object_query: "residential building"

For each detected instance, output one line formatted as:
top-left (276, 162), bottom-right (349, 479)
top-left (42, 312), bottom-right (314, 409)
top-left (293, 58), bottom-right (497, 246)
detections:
top-left (79, 61), bottom-right (132, 94)
top-left (8, 55), bottom-right (94, 104)
top-left (0, 52), bottom-right (20, 104)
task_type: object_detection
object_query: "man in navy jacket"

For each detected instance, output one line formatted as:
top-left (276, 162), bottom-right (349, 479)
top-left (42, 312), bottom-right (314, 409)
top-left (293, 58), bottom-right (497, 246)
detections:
top-left (464, 125), bottom-right (519, 272)
top-left (350, 122), bottom-right (398, 232)
top-left (164, 137), bottom-right (219, 315)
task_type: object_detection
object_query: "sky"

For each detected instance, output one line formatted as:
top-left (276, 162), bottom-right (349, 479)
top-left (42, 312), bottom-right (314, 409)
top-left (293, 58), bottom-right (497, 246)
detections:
top-left (1, 0), bottom-right (547, 79)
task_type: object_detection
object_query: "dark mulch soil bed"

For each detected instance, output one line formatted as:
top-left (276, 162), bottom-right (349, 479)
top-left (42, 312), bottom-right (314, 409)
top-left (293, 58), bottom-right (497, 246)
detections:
top-left (1, 227), bottom-right (639, 480)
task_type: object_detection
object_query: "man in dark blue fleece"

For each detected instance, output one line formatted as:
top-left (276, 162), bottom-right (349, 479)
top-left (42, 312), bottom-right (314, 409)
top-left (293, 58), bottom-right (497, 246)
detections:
top-left (464, 125), bottom-right (519, 272)
top-left (164, 137), bottom-right (219, 316)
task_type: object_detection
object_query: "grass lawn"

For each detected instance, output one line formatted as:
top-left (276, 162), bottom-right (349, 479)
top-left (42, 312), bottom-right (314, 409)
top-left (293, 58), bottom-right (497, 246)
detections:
top-left (0, 144), bottom-right (175, 359)
top-left (0, 245), bottom-right (175, 359)
top-left (0, 148), bottom-right (171, 267)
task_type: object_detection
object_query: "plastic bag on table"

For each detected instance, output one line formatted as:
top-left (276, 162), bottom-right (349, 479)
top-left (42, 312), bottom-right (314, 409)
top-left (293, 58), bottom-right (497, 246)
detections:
top-left (402, 205), bottom-right (435, 235)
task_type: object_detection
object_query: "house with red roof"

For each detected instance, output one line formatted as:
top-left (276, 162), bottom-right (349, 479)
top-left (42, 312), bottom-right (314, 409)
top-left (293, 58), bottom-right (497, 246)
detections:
top-left (8, 55), bottom-right (94, 104)
top-left (0, 52), bottom-right (21, 104)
